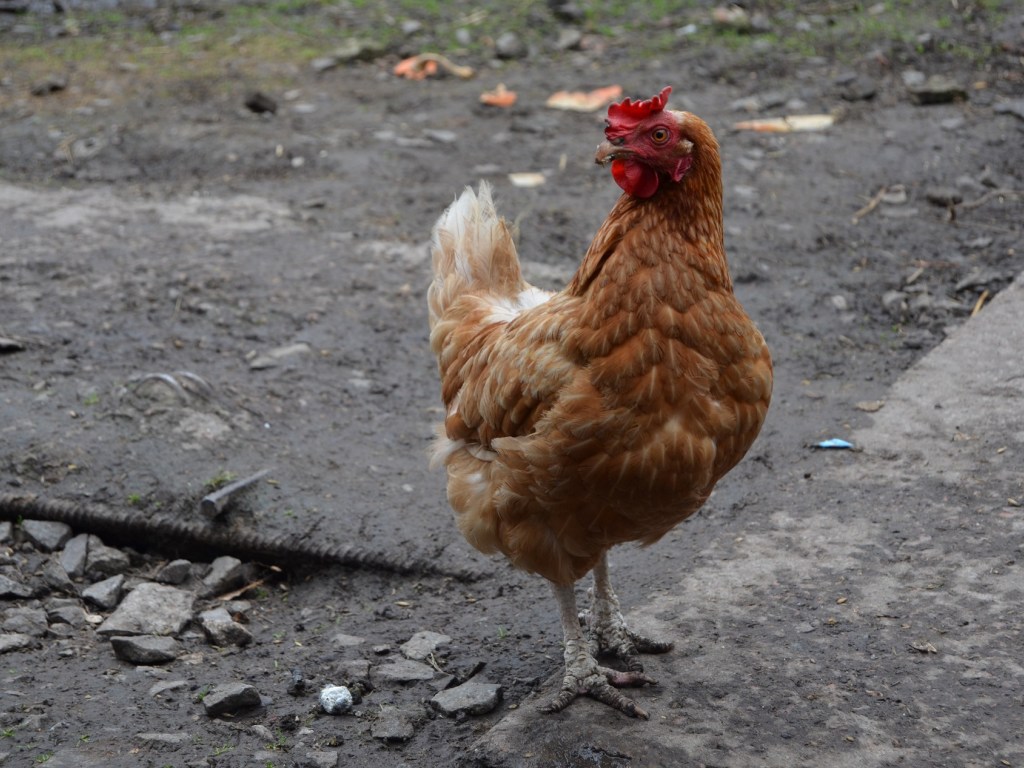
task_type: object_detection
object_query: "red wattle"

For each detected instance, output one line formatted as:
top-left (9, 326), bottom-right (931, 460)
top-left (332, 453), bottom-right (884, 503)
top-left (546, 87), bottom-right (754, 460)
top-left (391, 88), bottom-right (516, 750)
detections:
top-left (610, 159), bottom-right (659, 199)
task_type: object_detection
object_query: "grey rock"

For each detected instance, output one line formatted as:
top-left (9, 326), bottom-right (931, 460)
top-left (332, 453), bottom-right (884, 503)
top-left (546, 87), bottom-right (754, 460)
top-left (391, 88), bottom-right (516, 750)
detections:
top-left (431, 681), bottom-right (503, 716)
top-left (882, 290), bottom-right (908, 316)
top-left (148, 679), bottom-right (188, 698)
top-left (40, 558), bottom-right (76, 595)
top-left (994, 98), bottom-right (1024, 121)
top-left (201, 555), bottom-right (245, 596)
top-left (20, 520), bottom-right (72, 552)
top-left (553, 27), bottom-right (583, 51)
top-left (338, 659), bottom-right (371, 688)
top-left (60, 533), bottom-right (89, 578)
top-left (155, 559), bottom-right (192, 585)
top-left (135, 732), bottom-right (190, 746)
top-left (839, 74), bottom-right (876, 102)
top-left (0, 633), bottom-right (36, 653)
top-left (0, 521), bottom-right (12, 544)
top-left (0, 574), bottom-right (35, 599)
top-left (299, 751), bottom-right (340, 768)
top-left (85, 536), bottom-right (130, 578)
top-left (82, 574), bottom-right (125, 610)
top-left (370, 705), bottom-right (415, 742)
top-left (401, 19), bottom-right (422, 35)
top-left (46, 600), bottom-right (86, 627)
top-left (203, 681), bottom-right (262, 717)
top-left (372, 658), bottom-right (436, 683)
top-left (2, 607), bottom-right (47, 637)
top-left (495, 31), bottom-right (528, 59)
top-left (333, 37), bottom-right (385, 62)
top-left (907, 74), bottom-right (967, 105)
top-left (319, 684), bottom-right (353, 714)
top-left (400, 630), bottom-right (451, 660)
top-left (111, 634), bottom-right (182, 664)
top-left (198, 606), bottom-right (253, 647)
top-left (330, 632), bottom-right (365, 647)
top-left (96, 582), bottom-right (194, 637)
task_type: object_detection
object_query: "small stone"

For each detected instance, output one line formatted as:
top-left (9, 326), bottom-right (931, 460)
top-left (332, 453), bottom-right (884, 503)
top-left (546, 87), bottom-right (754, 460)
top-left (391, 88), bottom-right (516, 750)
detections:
top-left (907, 74), bottom-right (967, 105)
top-left (245, 91), bottom-right (278, 115)
top-left (111, 634), bottom-right (182, 664)
top-left (310, 55), bottom-right (340, 74)
top-left (300, 751), bottom-right (340, 768)
top-left (494, 31), bottom-right (528, 59)
top-left (155, 559), bottom-right (192, 585)
top-left (2, 607), bottom-right (48, 637)
top-left (330, 632), bottom-right (365, 647)
top-left (201, 555), bottom-right (246, 596)
top-left (0, 521), bottom-right (12, 544)
top-left (40, 559), bottom-right (76, 595)
top-left (46, 601), bottom-right (86, 627)
top-left (0, 633), bottom-right (37, 653)
top-left (400, 630), bottom-right (451, 661)
top-left (829, 295), bottom-right (849, 312)
top-left (136, 732), bottom-right (189, 747)
top-left (60, 533), bottom-right (89, 578)
top-left (20, 520), bottom-right (72, 552)
top-left (30, 73), bottom-right (68, 96)
top-left (553, 27), bottom-right (582, 51)
top-left (97, 582), bottom-right (194, 637)
top-left (319, 685), bottom-right (353, 714)
top-left (401, 19), bottom-right (422, 35)
top-left (85, 537), bottom-right (130, 578)
top-left (82, 574), bottom-right (125, 610)
top-left (198, 606), bottom-right (253, 647)
top-left (333, 37), bottom-right (385, 62)
top-left (148, 679), bottom-right (188, 698)
top-left (338, 659), bottom-right (372, 688)
top-left (993, 98), bottom-right (1024, 121)
top-left (0, 574), bottom-right (35, 599)
top-left (203, 682), bottom-right (262, 717)
top-left (370, 706), bottom-right (415, 743)
top-left (882, 290), bottom-right (908, 316)
top-left (430, 681), bottom-right (503, 716)
top-left (372, 659), bottom-right (437, 683)
top-left (839, 75), bottom-right (876, 102)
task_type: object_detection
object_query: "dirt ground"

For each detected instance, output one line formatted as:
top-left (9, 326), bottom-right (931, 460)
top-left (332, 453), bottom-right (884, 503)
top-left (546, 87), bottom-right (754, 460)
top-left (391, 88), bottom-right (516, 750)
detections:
top-left (1, 2), bottom-right (1023, 766)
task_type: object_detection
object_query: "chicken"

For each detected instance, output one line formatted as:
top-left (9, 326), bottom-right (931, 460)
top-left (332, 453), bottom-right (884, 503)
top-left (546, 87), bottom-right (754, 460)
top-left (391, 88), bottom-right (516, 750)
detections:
top-left (427, 86), bottom-right (772, 718)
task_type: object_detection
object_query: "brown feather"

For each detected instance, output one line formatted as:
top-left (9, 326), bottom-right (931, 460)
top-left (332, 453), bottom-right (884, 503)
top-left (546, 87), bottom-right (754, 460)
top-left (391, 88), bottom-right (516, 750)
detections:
top-left (428, 112), bottom-right (772, 586)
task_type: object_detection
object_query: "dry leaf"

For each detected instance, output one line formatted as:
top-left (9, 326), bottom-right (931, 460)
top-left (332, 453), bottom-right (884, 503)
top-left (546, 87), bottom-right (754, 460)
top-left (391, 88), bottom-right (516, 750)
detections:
top-left (393, 53), bottom-right (474, 80)
top-left (733, 114), bottom-right (836, 132)
top-left (855, 400), bottom-right (885, 413)
top-left (546, 85), bottom-right (623, 112)
top-left (480, 83), bottom-right (517, 108)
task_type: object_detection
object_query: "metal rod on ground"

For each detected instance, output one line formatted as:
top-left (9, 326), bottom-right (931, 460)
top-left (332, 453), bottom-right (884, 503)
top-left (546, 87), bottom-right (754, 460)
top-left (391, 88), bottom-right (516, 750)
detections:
top-left (200, 469), bottom-right (271, 519)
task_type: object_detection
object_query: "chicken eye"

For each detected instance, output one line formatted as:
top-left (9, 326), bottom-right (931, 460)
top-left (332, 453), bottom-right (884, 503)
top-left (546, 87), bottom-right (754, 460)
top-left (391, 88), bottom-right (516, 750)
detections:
top-left (651, 128), bottom-right (670, 144)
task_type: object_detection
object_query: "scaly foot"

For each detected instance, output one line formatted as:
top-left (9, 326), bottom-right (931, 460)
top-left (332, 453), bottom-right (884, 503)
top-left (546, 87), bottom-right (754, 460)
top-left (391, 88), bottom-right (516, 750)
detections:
top-left (540, 640), bottom-right (656, 719)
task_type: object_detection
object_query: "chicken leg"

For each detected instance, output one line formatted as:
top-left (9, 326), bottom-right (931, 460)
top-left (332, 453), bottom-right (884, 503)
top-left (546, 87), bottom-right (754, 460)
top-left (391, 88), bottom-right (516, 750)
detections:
top-left (588, 552), bottom-right (674, 671)
top-left (541, 578), bottom-right (657, 719)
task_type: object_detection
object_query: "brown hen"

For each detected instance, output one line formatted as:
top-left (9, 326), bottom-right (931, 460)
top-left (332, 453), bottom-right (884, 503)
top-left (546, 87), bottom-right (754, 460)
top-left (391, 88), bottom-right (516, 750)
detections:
top-left (428, 86), bottom-right (772, 718)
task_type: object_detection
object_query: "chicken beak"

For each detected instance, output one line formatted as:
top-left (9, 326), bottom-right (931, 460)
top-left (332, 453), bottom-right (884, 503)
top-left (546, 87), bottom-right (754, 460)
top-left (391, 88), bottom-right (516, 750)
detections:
top-left (594, 141), bottom-right (621, 166)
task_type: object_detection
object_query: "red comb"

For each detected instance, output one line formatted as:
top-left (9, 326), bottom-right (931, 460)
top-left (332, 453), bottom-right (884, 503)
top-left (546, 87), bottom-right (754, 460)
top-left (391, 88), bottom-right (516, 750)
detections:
top-left (605, 86), bottom-right (672, 140)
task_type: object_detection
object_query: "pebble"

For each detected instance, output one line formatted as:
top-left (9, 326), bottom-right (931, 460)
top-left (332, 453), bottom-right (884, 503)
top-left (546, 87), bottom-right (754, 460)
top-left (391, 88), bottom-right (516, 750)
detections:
top-left (430, 681), bottom-right (503, 716)
top-left (136, 732), bottom-right (190, 747)
top-left (82, 573), bottom-right (125, 610)
top-left (400, 630), bottom-right (451, 660)
top-left (96, 582), bottom-right (194, 637)
top-left (319, 684), bottom-right (354, 714)
top-left (0, 633), bottom-right (37, 653)
top-left (330, 632), bottom-right (365, 647)
top-left (554, 27), bottom-right (583, 51)
top-left (0, 574), bottom-right (35, 599)
top-left (907, 74), bottom-right (967, 105)
top-left (494, 31), bottom-right (528, 59)
top-left (245, 91), bottom-right (278, 115)
top-left (2, 606), bottom-right (48, 637)
top-left (20, 520), bottom-right (72, 552)
top-left (198, 606), bottom-right (253, 647)
top-left (155, 559), bottom-right (192, 585)
top-left (111, 634), bottom-right (183, 664)
top-left (203, 681), bottom-right (262, 717)
top-left (201, 555), bottom-right (246, 596)
top-left (85, 536), bottom-right (131, 578)
top-left (370, 705), bottom-right (415, 743)
top-left (59, 533), bottom-right (89, 578)
top-left (994, 98), bottom-right (1024, 121)
top-left (0, 521), bottom-right (11, 544)
top-left (372, 659), bottom-right (436, 683)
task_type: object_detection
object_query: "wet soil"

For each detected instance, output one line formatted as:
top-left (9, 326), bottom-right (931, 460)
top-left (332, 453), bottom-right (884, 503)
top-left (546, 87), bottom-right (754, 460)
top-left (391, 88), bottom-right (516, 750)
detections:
top-left (1, 3), bottom-right (1023, 766)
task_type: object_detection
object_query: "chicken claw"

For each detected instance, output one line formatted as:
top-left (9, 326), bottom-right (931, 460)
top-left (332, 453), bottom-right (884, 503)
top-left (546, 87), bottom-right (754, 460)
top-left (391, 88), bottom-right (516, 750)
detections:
top-left (541, 638), bottom-right (655, 719)
top-left (587, 554), bottom-right (674, 671)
